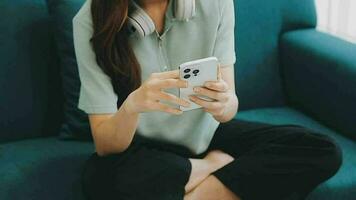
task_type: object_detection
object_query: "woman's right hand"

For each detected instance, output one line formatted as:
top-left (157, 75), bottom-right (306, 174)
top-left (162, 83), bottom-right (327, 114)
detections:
top-left (123, 70), bottom-right (191, 115)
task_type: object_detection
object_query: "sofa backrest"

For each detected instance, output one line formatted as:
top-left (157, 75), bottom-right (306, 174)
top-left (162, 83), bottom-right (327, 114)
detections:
top-left (235, 0), bottom-right (317, 110)
top-left (0, 0), bottom-right (63, 143)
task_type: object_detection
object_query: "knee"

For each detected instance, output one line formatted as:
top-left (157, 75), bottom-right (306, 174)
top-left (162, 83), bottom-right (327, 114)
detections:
top-left (280, 126), bottom-right (343, 178)
top-left (319, 135), bottom-right (343, 176)
top-left (306, 133), bottom-right (343, 180)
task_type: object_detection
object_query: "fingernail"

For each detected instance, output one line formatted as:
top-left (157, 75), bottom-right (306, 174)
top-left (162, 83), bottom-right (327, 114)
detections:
top-left (194, 87), bottom-right (200, 92)
top-left (205, 83), bottom-right (211, 87)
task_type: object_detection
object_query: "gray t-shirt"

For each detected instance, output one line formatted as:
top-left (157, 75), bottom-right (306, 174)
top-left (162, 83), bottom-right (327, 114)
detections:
top-left (73, 0), bottom-right (236, 154)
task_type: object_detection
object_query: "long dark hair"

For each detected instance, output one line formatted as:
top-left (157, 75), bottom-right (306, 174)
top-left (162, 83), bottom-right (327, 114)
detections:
top-left (90, 0), bottom-right (141, 103)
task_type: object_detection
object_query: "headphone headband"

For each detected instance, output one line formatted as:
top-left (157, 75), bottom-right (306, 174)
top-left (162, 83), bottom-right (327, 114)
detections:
top-left (128, 0), bottom-right (196, 37)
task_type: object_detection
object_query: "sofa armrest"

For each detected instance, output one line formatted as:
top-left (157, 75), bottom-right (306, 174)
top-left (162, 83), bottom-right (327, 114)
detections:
top-left (280, 29), bottom-right (356, 140)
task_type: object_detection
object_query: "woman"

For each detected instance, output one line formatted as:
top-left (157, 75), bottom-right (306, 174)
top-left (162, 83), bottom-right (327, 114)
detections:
top-left (73, 0), bottom-right (342, 199)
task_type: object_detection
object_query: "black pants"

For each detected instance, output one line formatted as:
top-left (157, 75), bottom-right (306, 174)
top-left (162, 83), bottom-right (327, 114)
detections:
top-left (81, 119), bottom-right (342, 200)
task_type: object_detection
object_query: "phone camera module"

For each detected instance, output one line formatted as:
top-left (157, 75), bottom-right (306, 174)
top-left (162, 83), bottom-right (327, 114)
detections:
top-left (193, 69), bottom-right (200, 74)
top-left (184, 69), bottom-right (191, 73)
top-left (184, 74), bottom-right (191, 79)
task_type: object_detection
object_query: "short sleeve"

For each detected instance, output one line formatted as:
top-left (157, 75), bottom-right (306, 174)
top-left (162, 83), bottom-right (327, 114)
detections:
top-left (213, 0), bottom-right (236, 67)
top-left (72, 5), bottom-right (118, 114)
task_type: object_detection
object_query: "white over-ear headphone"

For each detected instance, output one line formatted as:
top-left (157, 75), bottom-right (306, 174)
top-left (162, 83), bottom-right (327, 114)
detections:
top-left (127, 0), bottom-right (196, 37)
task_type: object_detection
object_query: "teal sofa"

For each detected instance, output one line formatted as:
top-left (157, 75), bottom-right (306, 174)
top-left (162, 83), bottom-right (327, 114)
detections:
top-left (0, 0), bottom-right (355, 199)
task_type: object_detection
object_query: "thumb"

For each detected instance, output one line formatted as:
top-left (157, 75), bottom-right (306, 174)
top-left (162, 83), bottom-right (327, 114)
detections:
top-left (217, 64), bottom-right (222, 81)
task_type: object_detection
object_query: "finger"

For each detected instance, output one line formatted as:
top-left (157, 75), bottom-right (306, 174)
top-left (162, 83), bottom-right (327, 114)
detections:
top-left (189, 95), bottom-right (223, 110)
top-left (217, 65), bottom-right (222, 81)
top-left (154, 78), bottom-right (188, 89)
top-left (203, 80), bottom-right (229, 92)
top-left (193, 87), bottom-right (228, 102)
top-left (151, 70), bottom-right (179, 79)
top-left (153, 102), bottom-right (183, 115)
top-left (158, 92), bottom-right (191, 107)
top-left (203, 107), bottom-right (224, 116)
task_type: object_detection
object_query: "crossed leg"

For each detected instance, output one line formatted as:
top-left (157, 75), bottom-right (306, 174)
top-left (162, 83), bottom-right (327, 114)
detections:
top-left (183, 150), bottom-right (241, 200)
top-left (183, 119), bottom-right (342, 200)
top-left (185, 175), bottom-right (240, 200)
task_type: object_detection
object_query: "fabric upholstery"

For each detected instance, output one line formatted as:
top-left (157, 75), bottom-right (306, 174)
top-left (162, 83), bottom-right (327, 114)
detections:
top-left (0, 0), bottom-right (63, 143)
top-left (234, 0), bottom-right (317, 110)
top-left (47, 0), bottom-right (91, 140)
top-left (0, 137), bottom-right (93, 200)
top-left (280, 29), bottom-right (356, 140)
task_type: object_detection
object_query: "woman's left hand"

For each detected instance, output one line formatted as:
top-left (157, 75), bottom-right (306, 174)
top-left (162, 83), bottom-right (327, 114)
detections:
top-left (189, 69), bottom-right (236, 118)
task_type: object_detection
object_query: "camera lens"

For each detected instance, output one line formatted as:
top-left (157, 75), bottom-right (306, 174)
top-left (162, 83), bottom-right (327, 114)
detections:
top-left (193, 69), bottom-right (199, 74)
top-left (184, 74), bottom-right (191, 79)
top-left (184, 69), bottom-right (191, 73)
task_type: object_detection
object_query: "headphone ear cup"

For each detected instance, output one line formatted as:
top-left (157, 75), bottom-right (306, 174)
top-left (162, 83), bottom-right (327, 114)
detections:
top-left (175, 0), bottom-right (196, 21)
top-left (127, 2), bottom-right (156, 37)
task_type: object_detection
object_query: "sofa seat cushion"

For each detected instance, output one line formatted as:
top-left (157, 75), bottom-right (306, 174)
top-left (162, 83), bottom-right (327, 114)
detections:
top-left (236, 107), bottom-right (356, 200)
top-left (0, 137), bottom-right (93, 200)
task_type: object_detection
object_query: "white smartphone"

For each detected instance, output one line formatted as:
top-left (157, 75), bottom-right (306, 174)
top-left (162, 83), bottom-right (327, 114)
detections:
top-left (179, 57), bottom-right (219, 112)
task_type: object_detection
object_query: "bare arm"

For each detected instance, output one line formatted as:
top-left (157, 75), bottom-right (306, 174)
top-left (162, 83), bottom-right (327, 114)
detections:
top-left (88, 70), bottom-right (190, 156)
top-left (88, 96), bottom-right (139, 156)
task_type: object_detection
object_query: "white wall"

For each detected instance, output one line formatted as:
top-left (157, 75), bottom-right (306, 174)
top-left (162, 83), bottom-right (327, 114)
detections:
top-left (315, 0), bottom-right (356, 43)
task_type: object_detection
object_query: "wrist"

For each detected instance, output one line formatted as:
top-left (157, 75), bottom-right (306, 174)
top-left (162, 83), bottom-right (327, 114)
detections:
top-left (123, 92), bottom-right (139, 116)
top-left (213, 94), bottom-right (238, 122)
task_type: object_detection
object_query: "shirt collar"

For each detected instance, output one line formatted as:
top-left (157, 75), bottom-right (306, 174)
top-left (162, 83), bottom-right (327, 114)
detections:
top-left (163, 0), bottom-right (176, 33)
top-left (165, 0), bottom-right (175, 22)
